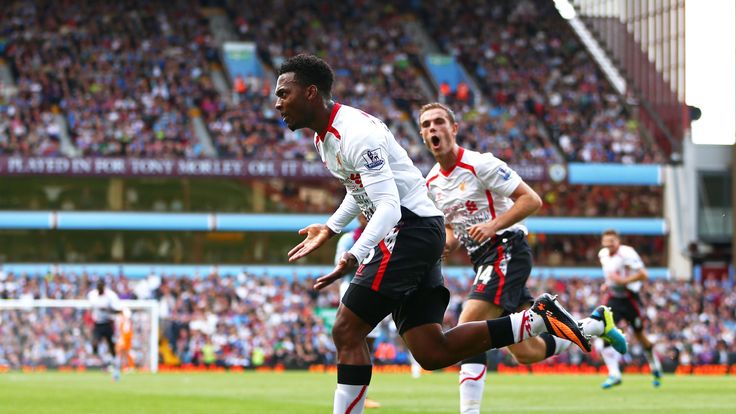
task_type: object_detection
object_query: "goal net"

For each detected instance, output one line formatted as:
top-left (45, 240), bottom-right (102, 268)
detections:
top-left (0, 299), bottom-right (159, 372)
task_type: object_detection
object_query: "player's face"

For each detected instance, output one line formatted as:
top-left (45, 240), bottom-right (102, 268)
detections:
top-left (601, 234), bottom-right (620, 254)
top-left (275, 72), bottom-right (311, 131)
top-left (419, 108), bottom-right (458, 158)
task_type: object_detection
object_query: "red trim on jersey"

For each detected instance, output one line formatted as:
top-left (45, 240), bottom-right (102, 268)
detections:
top-left (328, 126), bottom-right (341, 140)
top-left (316, 103), bottom-right (342, 142)
top-left (345, 385), bottom-right (367, 414)
top-left (484, 189), bottom-right (497, 220)
top-left (456, 160), bottom-right (477, 176)
top-left (459, 366), bottom-right (487, 385)
top-left (426, 174), bottom-right (440, 188)
top-left (371, 241), bottom-right (392, 291)
top-left (439, 147), bottom-right (479, 180)
top-left (493, 245), bottom-right (506, 305)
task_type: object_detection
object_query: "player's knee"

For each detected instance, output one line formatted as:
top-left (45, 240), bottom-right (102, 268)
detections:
top-left (411, 349), bottom-right (446, 371)
top-left (331, 318), bottom-right (362, 351)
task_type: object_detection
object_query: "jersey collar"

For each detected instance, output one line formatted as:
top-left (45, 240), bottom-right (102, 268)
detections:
top-left (440, 147), bottom-right (465, 176)
top-left (316, 102), bottom-right (342, 142)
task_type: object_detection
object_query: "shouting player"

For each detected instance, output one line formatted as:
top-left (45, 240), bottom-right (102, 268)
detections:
top-left (420, 102), bottom-right (628, 412)
top-left (276, 54), bottom-right (592, 414)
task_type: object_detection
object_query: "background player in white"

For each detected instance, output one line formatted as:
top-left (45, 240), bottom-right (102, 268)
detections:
top-left (276, 54), bottom-right (591, 414)
top-left (420, 102), bottom-right (628, 413)
top-left (599, 229), bottom-right (662, 388)
top-left (87, 279), bottom-right (122, 381)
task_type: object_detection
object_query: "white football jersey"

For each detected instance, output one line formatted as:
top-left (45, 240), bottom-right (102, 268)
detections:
top-left (598, 244), bottom-right (645, 297)
top-left (426, 147), bottom-right (525, 255)
top-left (87, 288), bottom-right (121, 324)
top-left (315, 103), bottom-right (441, 219)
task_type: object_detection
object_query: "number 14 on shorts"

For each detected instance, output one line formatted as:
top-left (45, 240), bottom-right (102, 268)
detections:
top-left (473, 265), bottom-right (495, 285)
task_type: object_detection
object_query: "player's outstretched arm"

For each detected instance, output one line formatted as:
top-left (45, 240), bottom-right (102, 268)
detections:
top-left (288, 224), bottom-right (335, 262)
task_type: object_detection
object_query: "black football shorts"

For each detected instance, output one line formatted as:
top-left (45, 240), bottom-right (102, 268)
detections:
top-left (342, 211), bottom-right (450, 335)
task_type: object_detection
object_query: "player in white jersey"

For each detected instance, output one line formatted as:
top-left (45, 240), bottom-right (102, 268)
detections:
top-left (275, 55), bottom-right (591, 414)
top-left (420, 103), bottom-right (628, 413)
top-left (598, 229), bottom-right (662, 388)
top-left (87, 279), bottom-right (122, 380)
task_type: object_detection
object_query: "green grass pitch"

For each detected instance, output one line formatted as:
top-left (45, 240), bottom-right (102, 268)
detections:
top-left (1, 371), bottom-right (734, 413)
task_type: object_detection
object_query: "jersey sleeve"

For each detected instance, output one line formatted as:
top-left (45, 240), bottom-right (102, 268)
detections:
top-left (326, 193), bottom-right (361, 234)
top-left (347, 177), bottom-right (401, 262)
top-left (475, 153), bottom-right (522, 197)
top-left (622, 247), bottom-right (645, 270)
top-left (343, 127), bottom-right (394, 187)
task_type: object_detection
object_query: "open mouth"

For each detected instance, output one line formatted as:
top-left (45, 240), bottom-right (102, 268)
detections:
top-left (430, 135), bottom-right (441, 148)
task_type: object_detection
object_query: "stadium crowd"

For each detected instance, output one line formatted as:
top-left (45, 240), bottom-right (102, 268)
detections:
top-left (1, 0), bottom-right (665, 164)
top-left (271, 181), bottom-right (664, 218)
top-left (3, 0), bottom-right (218, 158)
top-left (218, 0), bottom-right (430, 161)
top-left (416, 0), bottom-right (664, 163)
top-left (1, 270), bottom-right (733, 370)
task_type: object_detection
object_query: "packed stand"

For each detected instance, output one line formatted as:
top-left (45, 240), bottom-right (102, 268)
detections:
top-left (533, 183), bottom-right (663, 217)
top-left (266, 181), bottom-right (663, 218)
top-left (415, 0), bottom-right (664, 163)
top-left (0, 81), bottom-right (64, 157)
top-left (529, 235), bottom-right (666, 267)
top-left (0, 273), bottom-right (152, 369)
top-left (2, 0), bottom-right (220, 158)
top-left (222, 0), bottom-right (431, 162)
top-left (0, 270), bottom-right (338, 369)
top-left (0, 2), bottom-right (65, 157)
top-left (1, 269), bottom-right (734, 370)
top-left (443, 234), bottom-right (666, 267)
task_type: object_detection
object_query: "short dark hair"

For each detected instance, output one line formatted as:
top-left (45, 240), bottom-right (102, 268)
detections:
top-left (278, 54), bottom-right (334, 98)
top-left (602, 229), bottom-right (620, 237)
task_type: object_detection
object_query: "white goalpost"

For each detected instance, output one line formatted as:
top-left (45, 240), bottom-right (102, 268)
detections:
top-left (0, 299), bottom-right (159, 373)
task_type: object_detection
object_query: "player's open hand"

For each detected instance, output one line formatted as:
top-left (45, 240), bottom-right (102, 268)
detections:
top-left (468, 222), bottom-right (496, 243)
top-left (288, 224), bottom-right (333, 262)
top-left (314, 252), bottom-right (357, 290)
